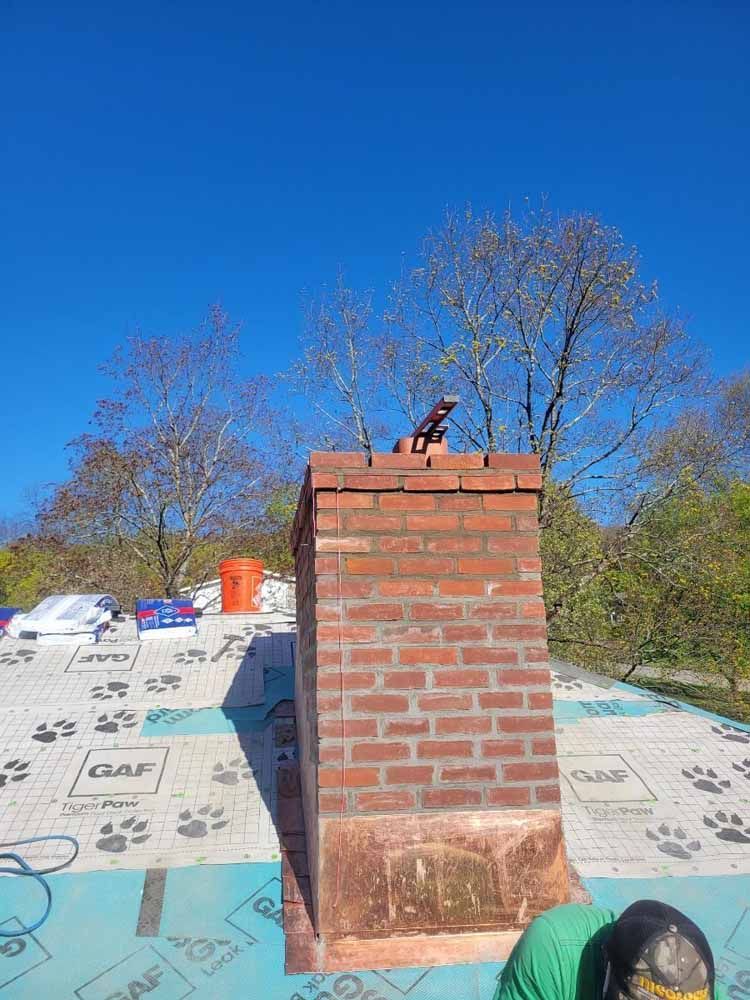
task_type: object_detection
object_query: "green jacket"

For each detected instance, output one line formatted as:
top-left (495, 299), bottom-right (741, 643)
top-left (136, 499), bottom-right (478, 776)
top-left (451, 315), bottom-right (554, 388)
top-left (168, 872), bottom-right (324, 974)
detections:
top-left (492, 903), bottom-right (728, 1000)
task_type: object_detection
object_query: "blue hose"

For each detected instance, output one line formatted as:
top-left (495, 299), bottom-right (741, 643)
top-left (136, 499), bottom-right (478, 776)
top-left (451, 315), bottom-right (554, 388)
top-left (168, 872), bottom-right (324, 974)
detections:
top-left (0, 835), bottom-right (79, 935)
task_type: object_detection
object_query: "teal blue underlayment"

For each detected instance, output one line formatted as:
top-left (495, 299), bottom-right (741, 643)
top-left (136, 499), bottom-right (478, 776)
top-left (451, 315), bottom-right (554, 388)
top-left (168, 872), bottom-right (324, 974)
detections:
top-left (3, 662), bottom-right (750, 997)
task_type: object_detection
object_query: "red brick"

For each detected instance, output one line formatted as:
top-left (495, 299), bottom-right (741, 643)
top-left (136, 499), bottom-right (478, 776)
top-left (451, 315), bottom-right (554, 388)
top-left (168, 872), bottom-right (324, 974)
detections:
top-left (318, 672), bottom-right (375, 691)
top-left (386, 765), bottom-right (434, 784)
top-left (346, 513), bottom-right (402, 532)
top-left (385, 718), bottom-right (430, 736)
top-left (489, 580), bottom-right (543, 597)
top-left (458, 557), bottom-right (515, 575)
top-left (536, 785), bottom-right (561, 803)
top-left (315, 512), bottom-right (344, 530)
top-left (319, 767), bottom-right (379, 787)
top-left (319, 745), bottom-right (344, 763)
top-left (319, 792), bottom-right (347, 812)
top-left (317, 694), bottom-right (342, 713)
top-left (319, 719), bottom-right (377, 738)
top-left (517, 473), bottom-right (543, 489)
top-left (411, 602), bottom-right (464, 621)
top-left (525, 647), bottom-right (550, 662)
top-left (487, 786), bottom-right (531, 806)
top-left (438, 495), bottom-right (482, 511)
top-left (532, 737), bottom-right (557, 756)
top-left (346, 556), bottom-right (394, 575)
top-left (383, 670), bottom-right (425, 689)
top-left (426, 536), bottom-right (482, 553)
top-left (461, 474), bottom-right (515, 491)
top-left (383, 625), bottom-right (441, 644)
top-left (316, 604), bottom-right (340, 621)
top-left (399, 556), bottom-right (454, 576)
top-left (439, 579), bottom-right (485, 597)
top-left (462, 647), bottom-right (518, 665)
top-left (521, 601), bottom-right (546, 618)
top-left (498, 715), bottom-right (555, 733)
top-left (351, 741), bottom-right (410, 762)
top-left (417, 740), bottom-right (473, 758)
top-left (518, 558), bottom-right (543, 572)
top-left (487, 453), bottom-right (540, 471)
top-left (406, 514), bottom-right (460, 532)
top-left (463, 514), bottom-right (513, 531)
top-left (443, 623), bottom-right (487, 642)
top-left (417, 693), bottom-right (473, 711)
top-left (492, 624), bottom-right (547, 640)
top-left (317, 493), bottom-right (373, 509)
top-left (379, 493), bottom-right (435, 510)
top-left (504, 761), bottom-right (559, 782)
top-left (315, 556), bottom-right (338, 574)
top-left (378, 536), bottom-right (422, 553)
top-left (356, 790), bottom-right (416, 811)
top-left (435, 716), bottom-right (491, 734)
top-left (317, 649), bottom-right (342, 667)
top-left (350, 648), bottom-right (394, 666)
top-left (343, 475), bottom-right (399, 490)
top-left (440, 765), bottom-right (496, 782)
top-left (317, 624), bottom-right (376, 644)
top-left (423, 788), bottom-right (482, 808)
top-left (379, 579), bottom-right (433, 597)
top-left (484, 493), bottom-right (538, 511)
top-left (434, 668), bottom-right (488, 687)
top-left (347, 602), bottom-right (403, 621)
top-left (478, 691), bottom-right (524, 709)
top-left (528, 692), bottom-right (553, 709)
top-left (428, 453), bottom-right (485, 469)
top-left (468, 603), bottom-right (517, 620)
top-left (517, 515), bottom-right (539, 531)
top-left (371, 453), bottom-right (427, 469)
top-left (311, 472), bottom-right (338, 488)
top-left (400, 647), bottom-right (457, 665)
top-left (317, 579), bottom-right (373, 599)
top-left (487, 536), bottom-right (539, 554)
top-left (498, 669), bottom-right (551, 686)
top-left (311, 451), bottom-right (366, 468)
top-left (481, 739), bottom-right (526, 758)
top-left (351, 694), bottom-right (409, 713)
top-left (404, 475), bottom-right (460, 492)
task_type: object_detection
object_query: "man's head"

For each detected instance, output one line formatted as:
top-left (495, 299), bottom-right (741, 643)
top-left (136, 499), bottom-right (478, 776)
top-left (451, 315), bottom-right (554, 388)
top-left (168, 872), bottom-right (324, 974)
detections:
top-left (602, 900), bottom-right (714, 1000)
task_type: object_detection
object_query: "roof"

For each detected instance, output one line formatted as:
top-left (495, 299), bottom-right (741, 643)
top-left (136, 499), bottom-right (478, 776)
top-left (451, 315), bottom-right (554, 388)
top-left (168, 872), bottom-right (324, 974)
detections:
top-left (0, 616), bottom-right (748, 998)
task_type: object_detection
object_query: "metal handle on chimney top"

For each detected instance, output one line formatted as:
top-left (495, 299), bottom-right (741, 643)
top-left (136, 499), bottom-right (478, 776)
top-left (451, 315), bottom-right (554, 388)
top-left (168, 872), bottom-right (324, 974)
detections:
top-left (393, 395), bottom-right (459, 455)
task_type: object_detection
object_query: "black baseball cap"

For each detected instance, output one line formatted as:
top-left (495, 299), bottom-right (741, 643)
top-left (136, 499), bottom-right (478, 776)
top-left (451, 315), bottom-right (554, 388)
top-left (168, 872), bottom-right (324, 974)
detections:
top-left (603, 900), bottom-right (715, 999)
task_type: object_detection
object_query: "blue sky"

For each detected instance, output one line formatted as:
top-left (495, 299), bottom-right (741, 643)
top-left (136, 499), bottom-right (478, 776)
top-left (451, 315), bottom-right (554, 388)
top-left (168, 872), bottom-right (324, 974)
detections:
top-left (2, 1), bottom-right (748, 516)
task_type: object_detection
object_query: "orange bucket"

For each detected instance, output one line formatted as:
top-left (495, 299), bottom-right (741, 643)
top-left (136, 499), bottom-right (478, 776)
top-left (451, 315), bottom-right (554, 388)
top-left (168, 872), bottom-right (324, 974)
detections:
top-left (219, 558), bottom-right (264, 613)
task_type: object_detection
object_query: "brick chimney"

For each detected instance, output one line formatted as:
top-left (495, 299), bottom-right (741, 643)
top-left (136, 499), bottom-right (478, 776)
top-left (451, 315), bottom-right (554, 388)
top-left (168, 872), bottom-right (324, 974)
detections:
top-left (288, 449), bottom-right (571, 972)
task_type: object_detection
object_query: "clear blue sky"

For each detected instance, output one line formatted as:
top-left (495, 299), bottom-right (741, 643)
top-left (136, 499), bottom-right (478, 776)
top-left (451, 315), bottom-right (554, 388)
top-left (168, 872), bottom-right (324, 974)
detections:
top-left (2, 1), bottom-right (748, 516)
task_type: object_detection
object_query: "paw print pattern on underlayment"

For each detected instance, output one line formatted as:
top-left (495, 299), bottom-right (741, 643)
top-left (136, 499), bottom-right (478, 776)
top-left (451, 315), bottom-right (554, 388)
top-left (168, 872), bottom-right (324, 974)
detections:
top-left (0, 760), bottom-right (31, 789)
top-left (732, 759), bottom-right (750, 781)
top-left (212, 758), bottom-right (254, 786)
top-left (0, 648), bottom-right (36, 666)
top-left (90, 681), bottom-right (129, 700)
top-left (551, 672), bottom-right (584, 691)
top-left (32, 719), bottom-right (77, 744)
top-left (711, 723), bottom-right (750, 744)
top-left (177, 805), bottom-right (229, 838)
top-left (645, 824), bottom-right (701, 860)
top-left (95, 817), bottom-right (151, 853)
top-left (704, 811), bottom-right (750, 845)
top-left (94, 711), bottom-right (139, 734)
top-left (145, 674), bottom-right (182, 693)
top-left (681, 765), bottom-right (731, 794)
top-left (173, 649), bottom-right (208, 666)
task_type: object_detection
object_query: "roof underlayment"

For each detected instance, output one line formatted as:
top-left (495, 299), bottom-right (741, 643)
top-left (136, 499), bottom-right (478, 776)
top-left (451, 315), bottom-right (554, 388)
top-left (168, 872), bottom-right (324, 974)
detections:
top-left (0, 614), bottom-right (748, 998)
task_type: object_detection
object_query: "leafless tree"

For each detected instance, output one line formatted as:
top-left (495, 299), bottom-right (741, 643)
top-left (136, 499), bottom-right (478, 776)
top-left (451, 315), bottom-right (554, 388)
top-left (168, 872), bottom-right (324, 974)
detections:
top-left (41, 306), bottom-right (272, 595)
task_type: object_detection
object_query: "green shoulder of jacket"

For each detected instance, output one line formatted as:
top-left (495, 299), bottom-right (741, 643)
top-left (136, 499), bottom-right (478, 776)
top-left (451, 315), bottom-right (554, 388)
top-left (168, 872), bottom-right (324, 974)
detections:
top-left (493, 904), bottom-right (617, 1000)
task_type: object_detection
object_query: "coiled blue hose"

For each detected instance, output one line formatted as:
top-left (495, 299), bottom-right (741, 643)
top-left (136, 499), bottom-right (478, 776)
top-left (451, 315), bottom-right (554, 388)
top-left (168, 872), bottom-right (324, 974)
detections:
top-left (0, 835), bottom-right (79, 935)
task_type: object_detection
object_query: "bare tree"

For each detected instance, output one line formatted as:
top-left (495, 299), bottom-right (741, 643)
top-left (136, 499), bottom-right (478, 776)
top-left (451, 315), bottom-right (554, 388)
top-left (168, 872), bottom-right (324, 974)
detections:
top-left (42, 306), bottom-right (271, 596)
